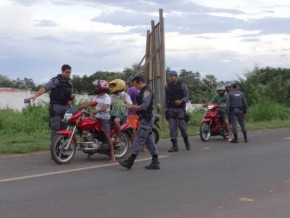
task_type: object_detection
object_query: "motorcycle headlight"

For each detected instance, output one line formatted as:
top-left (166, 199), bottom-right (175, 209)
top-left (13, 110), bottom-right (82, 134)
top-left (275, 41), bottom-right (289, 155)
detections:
top-left (63, 112), bottom-right (73, 122)
top-left (208, 104), bottom-right (214, 109)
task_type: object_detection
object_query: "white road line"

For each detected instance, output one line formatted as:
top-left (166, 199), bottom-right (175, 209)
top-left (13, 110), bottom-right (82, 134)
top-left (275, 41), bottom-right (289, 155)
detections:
top-left (0, 155), bottom-right (169, 183)
top-left (284, 137), bottom-right (290, 140)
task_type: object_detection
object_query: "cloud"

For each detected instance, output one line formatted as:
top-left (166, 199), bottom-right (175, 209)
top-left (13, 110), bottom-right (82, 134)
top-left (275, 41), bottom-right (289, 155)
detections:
top-left (34, 19), bottom-right (58, 27)
top-left (249, 17), bottom-right (290, 34)
top-left (1, 0), bottom-right (290, 85)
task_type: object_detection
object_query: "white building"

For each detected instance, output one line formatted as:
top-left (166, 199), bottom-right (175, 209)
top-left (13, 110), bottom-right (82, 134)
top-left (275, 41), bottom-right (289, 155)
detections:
top-left (0, 88), bottom-right (92, 111)
top-left (0, 88), bottom-right (202, 112)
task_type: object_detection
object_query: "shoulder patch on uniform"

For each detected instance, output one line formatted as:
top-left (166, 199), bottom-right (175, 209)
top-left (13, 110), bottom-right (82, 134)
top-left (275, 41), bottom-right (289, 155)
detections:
top-left (143, 90), bottom-right (151, 97)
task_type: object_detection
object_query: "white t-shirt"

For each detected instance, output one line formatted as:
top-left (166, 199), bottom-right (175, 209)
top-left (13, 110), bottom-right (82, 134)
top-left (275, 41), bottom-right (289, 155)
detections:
top-left (93, 93), bottom-right (111, 120)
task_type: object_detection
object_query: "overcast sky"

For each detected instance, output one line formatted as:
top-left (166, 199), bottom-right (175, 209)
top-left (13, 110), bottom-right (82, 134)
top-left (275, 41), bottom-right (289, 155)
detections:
top-left (1, 0), bottom-right (290, 84)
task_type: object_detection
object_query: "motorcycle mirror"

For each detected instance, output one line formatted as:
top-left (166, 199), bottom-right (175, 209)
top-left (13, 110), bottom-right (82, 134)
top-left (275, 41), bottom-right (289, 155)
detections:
top-left (90, 101), bottom-right (98, 106)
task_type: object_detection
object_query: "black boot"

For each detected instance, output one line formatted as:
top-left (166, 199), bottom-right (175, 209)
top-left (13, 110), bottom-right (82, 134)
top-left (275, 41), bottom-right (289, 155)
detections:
top-left (231, 133), bottom-right (238, 143)
top-left (145, 154), bottom-right (160, 170)
top-left (243, 131), bottom-right (248, 143)
top-left (168, 139), bottom-right (178, 152)
top-left (119, 154), bottom-right (136, 169)
top-left (183, 137), bottom-right (191, 150)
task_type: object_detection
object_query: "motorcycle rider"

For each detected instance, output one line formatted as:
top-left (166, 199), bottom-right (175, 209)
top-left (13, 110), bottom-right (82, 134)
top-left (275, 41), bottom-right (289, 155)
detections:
top-left (165, 70), bottom-right (191, 152)
top-left (226, 83), bottom-right (248, 143)
top-left (29, 64), bottom-right (75, 142)
top-left (78, 80), bottom-right (116, 161)
top-left (209, 85), bottom-right (231, 139)
top-left (109, 79), bottom-right (132, 144)
top-left (119, 76), bottom-right (160, 170)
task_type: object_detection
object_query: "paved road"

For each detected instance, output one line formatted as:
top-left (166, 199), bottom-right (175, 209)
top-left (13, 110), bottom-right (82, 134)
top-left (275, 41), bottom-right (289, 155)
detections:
top-left (1, 128), bottom-right (290, 218)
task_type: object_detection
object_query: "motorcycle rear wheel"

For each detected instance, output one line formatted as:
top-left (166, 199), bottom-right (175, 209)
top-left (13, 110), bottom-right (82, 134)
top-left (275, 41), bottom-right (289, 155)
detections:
top-left (114, 132), bottom-right (131, 158)
top-left (200, 122), bottom-right (211, 142)
top-left (51, 134), bottom-right (76, 164)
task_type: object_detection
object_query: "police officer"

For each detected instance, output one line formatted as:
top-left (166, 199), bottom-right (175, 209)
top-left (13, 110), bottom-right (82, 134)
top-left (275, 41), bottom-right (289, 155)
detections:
top-left (30, 64), bottom-right (75, 142)
top-left (226, 83), bottom-right (248, 143)
top-left (165, 70), bottom-right (190, 152)
top-left (119, 76), bottom-right (160, 170)
top-left (225, 82), bottom-right (232, 94)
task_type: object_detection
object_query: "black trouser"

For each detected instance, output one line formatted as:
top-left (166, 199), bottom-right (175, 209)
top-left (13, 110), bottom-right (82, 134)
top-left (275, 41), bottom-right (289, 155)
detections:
top-left (168, 108), bottom-right (188, 141)
top-left (230, 110), bottom-right (246, 135)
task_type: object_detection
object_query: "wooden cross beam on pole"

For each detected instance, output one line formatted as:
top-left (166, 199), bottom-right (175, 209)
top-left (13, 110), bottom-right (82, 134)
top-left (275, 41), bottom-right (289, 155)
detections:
top-left (137, 9), bottom-right (166, 130)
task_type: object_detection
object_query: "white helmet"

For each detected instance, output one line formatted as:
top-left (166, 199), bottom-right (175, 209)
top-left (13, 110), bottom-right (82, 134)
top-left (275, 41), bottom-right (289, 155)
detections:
top-left (216, 85), bottom-right (225, 91)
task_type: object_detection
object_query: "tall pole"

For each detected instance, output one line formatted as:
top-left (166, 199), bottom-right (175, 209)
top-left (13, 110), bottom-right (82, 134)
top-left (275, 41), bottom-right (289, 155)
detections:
top-left (159, 9), bottom-right (166, 129)
top-left (151, 20), bottom-right (158, 109)
top-left (145, 30), bottom-right (150, 82)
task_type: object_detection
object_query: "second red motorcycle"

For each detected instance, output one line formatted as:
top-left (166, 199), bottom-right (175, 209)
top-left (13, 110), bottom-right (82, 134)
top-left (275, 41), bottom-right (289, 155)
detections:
top-left (199, 104), bottom-right (228, 142)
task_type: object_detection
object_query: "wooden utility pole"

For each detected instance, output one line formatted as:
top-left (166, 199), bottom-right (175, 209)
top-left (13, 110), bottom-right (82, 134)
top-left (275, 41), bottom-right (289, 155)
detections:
top-left (138, 9), bottom-right (166, 129)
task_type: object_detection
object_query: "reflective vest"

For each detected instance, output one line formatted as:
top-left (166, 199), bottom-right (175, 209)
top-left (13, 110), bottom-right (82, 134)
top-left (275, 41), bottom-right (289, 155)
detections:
top-left (165, 80), bottom-right (185, 108)
top-left (50, 74), bottom-right (73, 105)
top-left (136, 85), bottom-right (153, 121)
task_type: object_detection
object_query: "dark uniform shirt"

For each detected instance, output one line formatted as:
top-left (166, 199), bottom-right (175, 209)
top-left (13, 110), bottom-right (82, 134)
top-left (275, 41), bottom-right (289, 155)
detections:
top-left (44, 75), bottom-right (74, 116)
top-left (139, 88), bottom-right (154, 126)
top-left (226, 90), bottom-right (247, 114)
top-left (165, 81), bottom-right (189, 109)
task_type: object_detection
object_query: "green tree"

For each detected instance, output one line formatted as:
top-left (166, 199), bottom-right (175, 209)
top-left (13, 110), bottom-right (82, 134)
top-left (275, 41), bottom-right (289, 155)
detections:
top-left (0, 75), bottom-right (13, 87)
top-left (200, 74), bottom-right (218, 103)
top-left (179, 69), bottom-right (202, 103)
top-left (237, 67), bottom-right (290, 106)
top-left (71, 75), bottom-right (83, 94)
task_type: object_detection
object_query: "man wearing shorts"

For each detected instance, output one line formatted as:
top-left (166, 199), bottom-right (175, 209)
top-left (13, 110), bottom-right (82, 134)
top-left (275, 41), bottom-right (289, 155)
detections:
top-left (126, 76), bottom-right (140, 142)
top-left (78, 80), bottom-right (115, 161)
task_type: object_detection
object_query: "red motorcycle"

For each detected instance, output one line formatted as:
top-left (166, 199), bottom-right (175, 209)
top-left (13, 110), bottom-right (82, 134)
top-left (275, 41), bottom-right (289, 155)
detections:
top-left (199, 104), bottom-right (228, 142)
top-left (51, 101), bottom-right (131, 164)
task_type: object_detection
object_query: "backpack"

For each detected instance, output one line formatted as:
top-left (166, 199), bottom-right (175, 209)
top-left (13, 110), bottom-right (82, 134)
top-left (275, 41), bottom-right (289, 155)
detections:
top-left (111, 93), bottom-right (127, 119)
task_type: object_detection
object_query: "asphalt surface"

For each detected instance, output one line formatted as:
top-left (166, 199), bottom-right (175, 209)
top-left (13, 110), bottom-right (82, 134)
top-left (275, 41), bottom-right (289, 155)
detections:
top-left (1, 128), bottom-right (290, 218)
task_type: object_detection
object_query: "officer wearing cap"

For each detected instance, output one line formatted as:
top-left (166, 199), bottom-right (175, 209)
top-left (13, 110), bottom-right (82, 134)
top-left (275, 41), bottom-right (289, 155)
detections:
top-left (226, 83), bottom-right (248, 143)
top-left (165, 70), bottom-right (191, 152)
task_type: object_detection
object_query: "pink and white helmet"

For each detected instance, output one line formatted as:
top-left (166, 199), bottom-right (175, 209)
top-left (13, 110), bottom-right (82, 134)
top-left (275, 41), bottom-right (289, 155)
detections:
top-left (92, 80), bottom-right (109, 93)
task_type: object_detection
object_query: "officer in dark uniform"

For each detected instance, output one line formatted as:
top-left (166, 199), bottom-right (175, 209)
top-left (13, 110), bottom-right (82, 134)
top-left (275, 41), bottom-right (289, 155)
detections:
top-left (30, 64), bottom-right (75, 142)
top-left (119, 76), bottom-right (160, 170)
top-left (165, 70), bottom-right (190, 152)
top-left (226, 83), bottom-right (248, 143)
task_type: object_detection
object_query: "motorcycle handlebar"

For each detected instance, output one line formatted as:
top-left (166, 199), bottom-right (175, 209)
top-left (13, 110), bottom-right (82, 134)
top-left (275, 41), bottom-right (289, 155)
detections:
top-left (90, 101), bottom-right (98, 106)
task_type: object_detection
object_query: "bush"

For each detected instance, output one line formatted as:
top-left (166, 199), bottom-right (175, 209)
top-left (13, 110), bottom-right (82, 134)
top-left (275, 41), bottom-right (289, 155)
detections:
top-left (187, 109), bottom-right (204, 126)
top-left (247, 101), bottom-right (290, 122)
top-left (22, 105), bottom-right (50, 133)
top-left (0, 105), bottom-right (50, 136)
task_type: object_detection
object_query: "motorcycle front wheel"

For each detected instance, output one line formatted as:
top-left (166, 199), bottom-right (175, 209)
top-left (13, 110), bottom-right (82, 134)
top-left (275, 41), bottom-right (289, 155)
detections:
top-left (114, 132), bottom-right (131, 158)
top-left (51, 134), bottom-right (76, 164)
top-left (200, 122), bottom-right (211, 142)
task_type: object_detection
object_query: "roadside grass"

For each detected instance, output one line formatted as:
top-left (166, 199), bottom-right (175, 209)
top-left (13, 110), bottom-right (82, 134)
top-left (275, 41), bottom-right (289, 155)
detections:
top-left (246, 119), bottom-right (290, 130)
top-left (1, 119), bottom-right (290, 154)
top-left (1, 101), bottom-right (290, 154)
top-left (0, 132), bottom-right (49, 154)
top-left (160, 119), bottom-right (290, 139)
